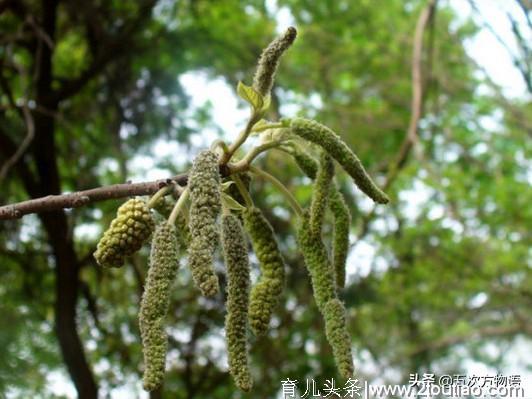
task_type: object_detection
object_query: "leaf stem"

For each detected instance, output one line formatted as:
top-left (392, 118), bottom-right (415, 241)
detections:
top-left (230, 139), bottom-right (286, 173)
top-left (221, 113), bottom-right (261, 164)
top-left (232, 174), bottom-right (254, 208)
top-left (168, 187), bottom-right (189, 225)
top-left (147, 185), bottom-right (173, 208)
top-left (248, 165), bottom-right (303, 218)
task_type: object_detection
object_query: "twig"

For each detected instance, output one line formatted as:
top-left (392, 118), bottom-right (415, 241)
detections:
top-left (0, 174), bottom-right (189, 220)
top-left (355, 0), bottom-right (438, 242)
top-left (249, 165), bottom-right (304, 217)
top-left (0, 102), bottom-right (35, 182)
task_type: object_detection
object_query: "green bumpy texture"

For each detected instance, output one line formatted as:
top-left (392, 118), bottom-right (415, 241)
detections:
top-left (323, 298), bottom-right (354, 378)
top-left (187, 150), bottom-right (221, 297)
top-left (252, 27), bottom-right (297, 97)
top-left (290, 117), bottom-right (389, 204)
top-left (297, 216), bottom-right (336, 310)
top-left (221, 214), bottom-right (253, 392)
top-left (94, 198), bottom-right (155, 268)
top-left (309, 152), bottom-right (334, 234)
top-left (139, 223), bottom-right (180, 391)
top-left (297, 216), bottom-right (354, 377)
top-left (242, 207), bottom-right (286, 336)
top-left (329, 189), bottom-right (350, 289)
top-left (289, 146), bottom-right (351, 289)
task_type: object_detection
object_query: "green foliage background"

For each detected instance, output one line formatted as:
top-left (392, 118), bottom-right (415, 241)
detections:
top-left (0, 0), bottom-right (530, 398)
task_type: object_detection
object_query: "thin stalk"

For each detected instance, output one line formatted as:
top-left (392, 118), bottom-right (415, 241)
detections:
top-left (232, 174), bottom-right (254, 207)
top-left (222, 113), bottom-right (261, 164)
top-left (168, 187), bottom-right (190, 225)
top-left (211, 139), bottom-right (230, 156)
top-left (248, 165), bottom-right (303, 218)
top-left (251, 122), bottom-right (285, 133)
top-left (230, 139), bottom-right (286, 172)
top-left (147, 185), bottom-right (173, 208)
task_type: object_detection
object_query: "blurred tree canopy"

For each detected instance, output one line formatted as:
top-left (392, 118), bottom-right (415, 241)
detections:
top-left (0, 0), bottom-right (530, 398)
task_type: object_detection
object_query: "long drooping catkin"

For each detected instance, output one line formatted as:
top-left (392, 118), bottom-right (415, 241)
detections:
top-left (323, 298), bottom-right (354, 378)
top-left (139, 223), bottom-right (180, 391)
top-left (297, 216), bottom-right (354, 378)
top-left (252, 27), bottom-right (297, 97)
top-left (187, 150), bottom-right (221, 297)
top-left (242, 207), bottom-right (286, 336)
top-left (309, 152), bottom-right (334, 234)
top-left (290, 117), bottom-right (389, 204)
top-left (221, 214), bottom-right (253, 392)
top-left (287, 145), bottom-right (351, 289)
top-left (94, 198), bottom-right (154, 268)
top-left (297, 215), bottom-right (336, 309)
top-left (329, 189), bottom-right (350, 289)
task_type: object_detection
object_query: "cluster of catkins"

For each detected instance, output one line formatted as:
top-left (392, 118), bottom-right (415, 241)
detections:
top-left (93, 26), bottom-right (389, 393)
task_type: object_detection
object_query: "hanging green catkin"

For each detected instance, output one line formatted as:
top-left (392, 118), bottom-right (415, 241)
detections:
top-left (139, 222), bottom-right (180, 391)
top-left (242, 207), bottom-right (286, 336)
top-left (329, 189), bottom-right (350, 289)
top-left (221, 214), bottom-right (253, 392)
top-left (309, 152), bottom-right (334, 234)
top-left (290, 117), bottom-right (389, 204)
top-left (286, 145), bottom-right (351, 288)
top-left (94, 198), bottom-right (155, 268)
top-left (187, 150), bottom-right (221, 297)
top-left (153, 196), bottom-right (190, 249)
top-left (252, 27), bottom-right (297, 97)
top-left (323, 298), bottom-right (354, 378)
top-left (296, 215), bottom-right (336, 310)
top-left (297, 217), bottom-right (354, 378)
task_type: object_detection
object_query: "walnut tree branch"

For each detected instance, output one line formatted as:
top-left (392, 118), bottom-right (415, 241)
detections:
top-left (0, 165), bottom-right (237, 220)
top-left (0, 174), bottom-right (188, 220)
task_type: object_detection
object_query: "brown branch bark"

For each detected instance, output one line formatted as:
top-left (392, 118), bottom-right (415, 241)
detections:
top-left (0, 164), bottom-right (237, 220)
top-left (0, 174), bottom-right (186, 219)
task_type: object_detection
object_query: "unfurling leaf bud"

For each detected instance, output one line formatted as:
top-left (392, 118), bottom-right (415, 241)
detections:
top-left (139, 222), bottom-right (180, 391)
top-left (242, 207), bottom-right (286, 336)
top-left (221, 214), bottom-right (253, 392)
top-left (252, 27), bottom-right (297, 97)
top-left (309, 152), bottom-right (334, 234)
top-left (329, 189), bottom-right (350, 289)
top-left (290, 118), bottom-right (389, 204)
top-left (324, 298), bottom-right (354, 378)
top-left (187, 150), bottom-right (222, 297)
top-left (94, 198), bottom-right (154, 268)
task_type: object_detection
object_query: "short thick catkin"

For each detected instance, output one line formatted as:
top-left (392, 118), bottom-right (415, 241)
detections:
top-left (139, 223), bottom-right (180, 391)
top-left (309, 152), bottom-right (334, 234)
top-left (187, 150), bottom-right (221, 297)
top-left (252, 27), bottom-right (297, 97)
top-left (221, 214), bottom-right (253, 392)
top-left (94, 198), bottom-right (154, 268)
top-left (290, 117), bottom-right (389, 204)
top-left (242, 207), bottom-right (286, 336)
